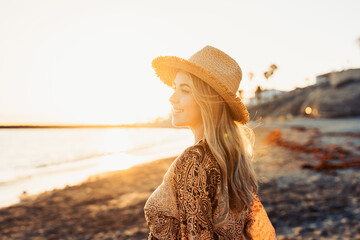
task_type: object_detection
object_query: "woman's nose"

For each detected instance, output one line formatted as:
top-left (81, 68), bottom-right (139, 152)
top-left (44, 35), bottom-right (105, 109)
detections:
top-left (169, 91), bottom-right (179, 105)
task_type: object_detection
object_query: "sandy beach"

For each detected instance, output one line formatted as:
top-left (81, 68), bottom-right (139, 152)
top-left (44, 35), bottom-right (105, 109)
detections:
top-left (1, 118), bottom-right (359, 240)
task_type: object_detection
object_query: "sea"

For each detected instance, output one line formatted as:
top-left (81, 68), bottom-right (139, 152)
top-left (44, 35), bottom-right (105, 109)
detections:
top-left (0, 127), bottom-right (194, 208)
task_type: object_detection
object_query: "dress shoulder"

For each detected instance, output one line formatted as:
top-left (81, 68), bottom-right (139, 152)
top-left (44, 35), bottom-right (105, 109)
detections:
top-left (174, 142), bottom-right (205, 167)
top-left (173, 140), bottom-right (219, 174)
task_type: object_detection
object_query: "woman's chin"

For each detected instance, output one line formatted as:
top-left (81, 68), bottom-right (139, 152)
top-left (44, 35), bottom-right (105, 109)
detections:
top-left (171, 120), bottom-right (187, 127)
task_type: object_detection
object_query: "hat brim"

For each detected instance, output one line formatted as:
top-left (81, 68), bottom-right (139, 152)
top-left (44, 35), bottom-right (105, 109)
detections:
top-left (152, 56), bottom-right (249, 125)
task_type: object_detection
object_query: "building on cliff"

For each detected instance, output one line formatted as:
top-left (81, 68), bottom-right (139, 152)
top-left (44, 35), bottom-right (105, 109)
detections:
top-left (247, 89), bottom-right (286, 106)
top-left (316, 68), bottom-right (360, 87)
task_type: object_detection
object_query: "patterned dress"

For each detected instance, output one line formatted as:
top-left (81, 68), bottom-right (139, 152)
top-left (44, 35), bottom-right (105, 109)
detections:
top-left (144, 139), bottom-right (276, 239)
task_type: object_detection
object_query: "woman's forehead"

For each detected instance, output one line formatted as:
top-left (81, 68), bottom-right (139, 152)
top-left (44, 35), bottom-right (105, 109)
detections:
top-left (174, 71), bottom-right (192, 85)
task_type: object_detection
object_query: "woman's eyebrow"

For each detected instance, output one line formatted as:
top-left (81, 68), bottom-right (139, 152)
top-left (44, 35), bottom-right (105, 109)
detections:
top-left (173, 83), bottom-right (191, 89)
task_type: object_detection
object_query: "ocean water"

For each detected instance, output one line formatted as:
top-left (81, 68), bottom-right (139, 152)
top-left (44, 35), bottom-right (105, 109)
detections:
top-left (0, 127), bottom-right (194, 207)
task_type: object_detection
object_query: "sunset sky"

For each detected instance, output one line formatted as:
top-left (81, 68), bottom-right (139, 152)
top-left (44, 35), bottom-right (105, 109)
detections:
top-left (0, 0), bottom-right (359, 125)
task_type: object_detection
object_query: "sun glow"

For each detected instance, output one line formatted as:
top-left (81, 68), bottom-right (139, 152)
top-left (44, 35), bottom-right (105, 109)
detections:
top-left (1, 1), bottom-right (359, 125)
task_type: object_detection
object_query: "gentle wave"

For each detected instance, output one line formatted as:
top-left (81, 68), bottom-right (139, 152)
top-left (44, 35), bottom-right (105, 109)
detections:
top-left (0, 152), bottom-right (113, 185)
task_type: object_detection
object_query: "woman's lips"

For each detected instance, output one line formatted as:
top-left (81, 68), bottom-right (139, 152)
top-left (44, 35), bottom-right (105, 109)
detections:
top-left (173, 107), bottom-right (184, 113)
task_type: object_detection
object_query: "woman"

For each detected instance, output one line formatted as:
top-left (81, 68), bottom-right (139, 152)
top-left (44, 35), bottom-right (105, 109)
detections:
top-left (144, 46), bottom-right (276, 239)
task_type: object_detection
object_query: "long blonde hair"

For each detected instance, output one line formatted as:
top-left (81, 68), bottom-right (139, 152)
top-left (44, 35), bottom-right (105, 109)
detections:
top-left (188, 72), bottom-right (258, 211)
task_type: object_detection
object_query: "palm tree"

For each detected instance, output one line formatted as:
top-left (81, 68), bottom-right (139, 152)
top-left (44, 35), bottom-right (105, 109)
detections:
top-left (264, 64), bottom-right (278, 80)
top-left (255, 86), bottom-right (263, 103)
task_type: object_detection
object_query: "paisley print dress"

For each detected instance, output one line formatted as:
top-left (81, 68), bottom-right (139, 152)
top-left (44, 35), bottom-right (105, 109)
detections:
top-left (144, 140), bottom-right (276, 239)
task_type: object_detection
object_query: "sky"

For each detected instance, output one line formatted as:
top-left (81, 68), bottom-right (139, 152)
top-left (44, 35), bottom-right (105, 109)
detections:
top-left (0, 0), bottom-right (359, 125)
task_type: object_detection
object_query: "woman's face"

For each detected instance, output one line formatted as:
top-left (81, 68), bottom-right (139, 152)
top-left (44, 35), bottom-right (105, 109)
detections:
top-left (169, 71), bottom-right (203, 128)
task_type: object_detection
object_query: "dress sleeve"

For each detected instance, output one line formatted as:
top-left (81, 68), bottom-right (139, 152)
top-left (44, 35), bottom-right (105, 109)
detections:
top-left (174, 148), bottom-right (218, 239)
top-left (245, 194), bottom-right (276, 240)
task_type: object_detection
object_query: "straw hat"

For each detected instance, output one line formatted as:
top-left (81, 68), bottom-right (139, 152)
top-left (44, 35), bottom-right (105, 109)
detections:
top-left (152, 45), bottom-right (249, 125)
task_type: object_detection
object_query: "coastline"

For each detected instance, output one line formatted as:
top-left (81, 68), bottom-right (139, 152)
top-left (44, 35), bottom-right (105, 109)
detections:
top-left (0, 127), bottom-right (194, 208)
top-left (1, 117), bottom-right (359, 239)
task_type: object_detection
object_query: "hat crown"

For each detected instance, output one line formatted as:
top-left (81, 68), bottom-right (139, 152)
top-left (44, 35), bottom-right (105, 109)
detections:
top-left (188, 46), bottom-right (242, 94)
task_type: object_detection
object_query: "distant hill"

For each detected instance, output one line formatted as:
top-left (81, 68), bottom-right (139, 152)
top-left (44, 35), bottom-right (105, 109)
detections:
top-left (247, 80), bottom-right (360, 120)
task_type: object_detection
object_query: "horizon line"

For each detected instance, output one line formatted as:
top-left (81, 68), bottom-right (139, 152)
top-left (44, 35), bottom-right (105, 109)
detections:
top-left (0, 123), bottom-right (172, 128)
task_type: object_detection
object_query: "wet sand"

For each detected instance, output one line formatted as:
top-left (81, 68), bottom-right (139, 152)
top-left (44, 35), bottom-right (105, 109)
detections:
top-left (1, 118), bottom-right (359, 239)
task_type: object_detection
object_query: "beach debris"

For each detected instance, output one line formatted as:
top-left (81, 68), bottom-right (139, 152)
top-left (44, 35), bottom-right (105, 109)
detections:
top-left (265, 128), bottom-right (360, 172)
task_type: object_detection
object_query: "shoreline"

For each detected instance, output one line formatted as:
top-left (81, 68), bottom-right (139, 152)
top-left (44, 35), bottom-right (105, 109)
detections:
top-left (0, 152), bottom-right (183, 209)
top-left (1, 117), bottom-right (359, 239)
top-left (0, 128), bottom-right (195, 208)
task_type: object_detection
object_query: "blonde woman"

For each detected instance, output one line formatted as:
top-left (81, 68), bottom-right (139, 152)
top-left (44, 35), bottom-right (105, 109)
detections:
top-left (144, 46), bottom-right (276, 239)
